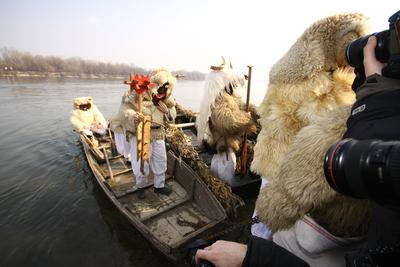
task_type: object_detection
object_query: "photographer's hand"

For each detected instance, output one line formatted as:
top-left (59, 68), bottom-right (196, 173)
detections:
top-left (363, 36), bottom-right (386, 77)
top-left (195, 240), bottom-right (247, 267)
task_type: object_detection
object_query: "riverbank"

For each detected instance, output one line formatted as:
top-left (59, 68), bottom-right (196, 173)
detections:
top-left (0, 70), bottom-right (129, 80)
top-left (0, 70), bottom-right (206, 81)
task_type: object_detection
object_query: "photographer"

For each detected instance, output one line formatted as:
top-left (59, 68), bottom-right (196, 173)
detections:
top-left (195, 26), bottom-right (400, 267)
top-left (344, 36), bottom-right (400, 140)
top-left (340, 34), bottom-right (400, 265)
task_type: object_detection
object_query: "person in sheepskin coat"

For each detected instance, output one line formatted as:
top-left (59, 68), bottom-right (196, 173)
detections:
top-left (110, 69), bottom-right (177, 199)
top-left (196, 59), bottom-right (258, 182)
top-left (110, 70), bottom-right (178, 161)
top-left (134, 68), bottom-right (177, 198)
top-left (249, 13), bottom-right (372, 266)
top-left (109, 81), bottom-right (148, 161)
top-left (70, 96), bottom-right (107, 136)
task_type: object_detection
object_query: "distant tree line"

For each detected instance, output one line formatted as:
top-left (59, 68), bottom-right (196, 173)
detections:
top-left (0, 47), bottom-right (205, 80)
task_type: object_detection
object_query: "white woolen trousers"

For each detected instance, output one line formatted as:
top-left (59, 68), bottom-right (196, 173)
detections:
top-left (114, 132), bottom-right (131, 159)
top-left (130, 136), bottom-right (167, 189)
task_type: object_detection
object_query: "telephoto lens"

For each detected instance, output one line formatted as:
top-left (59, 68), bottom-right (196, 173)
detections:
top-left (345, 10), bottom-right (400, 70)
top-left (323, 139), bottom-right (400, 203)
top-left (345, 30), bottom-right (390, 69)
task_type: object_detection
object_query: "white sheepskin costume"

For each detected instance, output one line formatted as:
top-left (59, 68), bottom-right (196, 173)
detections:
top-left (70, 96), bottom-right (107, 134)
top-left (251, 13), bottom-right (371, 267)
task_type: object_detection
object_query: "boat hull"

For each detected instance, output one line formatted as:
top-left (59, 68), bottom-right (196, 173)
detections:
top-left (80, 134), bottom-right (226, 261)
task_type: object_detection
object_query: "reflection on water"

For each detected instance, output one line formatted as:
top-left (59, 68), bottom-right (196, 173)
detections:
top-left (0, 78), bottom-right (203, 267)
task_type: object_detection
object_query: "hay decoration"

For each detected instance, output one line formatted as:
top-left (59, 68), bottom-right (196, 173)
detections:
top-left (165, 125), bottom-right (244, 217)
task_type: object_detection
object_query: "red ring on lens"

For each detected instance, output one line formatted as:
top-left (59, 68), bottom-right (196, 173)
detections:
top-left (328, 139), bottom-right (348, 190)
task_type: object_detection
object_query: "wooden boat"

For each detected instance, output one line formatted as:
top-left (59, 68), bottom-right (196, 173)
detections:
top-left (80, 133), bottom-right (226, 261)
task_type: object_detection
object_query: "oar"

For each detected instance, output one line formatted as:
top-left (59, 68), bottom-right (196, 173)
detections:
top-left (241, 65), bottom-right (253, 177)
top-left (100, 146), bottom-right (115, 182)
top-left (107, 122), bottom-right (118, 157)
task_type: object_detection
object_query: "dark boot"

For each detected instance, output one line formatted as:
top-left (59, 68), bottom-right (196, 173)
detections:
top-left (137, 188), bottom-right (145, 199)
top-left (154, 186), bottom-right (172, 196)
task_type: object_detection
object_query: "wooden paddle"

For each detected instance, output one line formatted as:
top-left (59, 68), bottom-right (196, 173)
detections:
top-left (107, 123), bottom-right (118, 157)
top-left (100, 146), bottom-right (115, 182)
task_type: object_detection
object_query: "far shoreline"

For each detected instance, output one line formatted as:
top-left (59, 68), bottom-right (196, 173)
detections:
top-left (0, 71), bottom-right (204, 81)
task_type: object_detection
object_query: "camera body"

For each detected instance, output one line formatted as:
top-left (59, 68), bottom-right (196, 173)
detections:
top-left (345, 10), bottom-right (400, 90)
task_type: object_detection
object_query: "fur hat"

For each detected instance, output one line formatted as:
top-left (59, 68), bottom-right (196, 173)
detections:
top-left (150, 68), bottom-right (177, 99)
top-left (270, 13), bottom-right (369, 83)
top-left (73, 96), bottom-right (93, 109)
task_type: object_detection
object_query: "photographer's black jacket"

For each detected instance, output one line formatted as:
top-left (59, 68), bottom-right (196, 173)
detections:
top-left (344, 74), bottom-right (400, 252)
top-left (345, 74), bottom-right (400, 140)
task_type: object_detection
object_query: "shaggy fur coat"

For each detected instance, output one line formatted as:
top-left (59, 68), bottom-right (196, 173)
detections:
top-left (70, 96), bottom-right (107, 133)
top-left (210, 91), bottom-right (258, 152)
top-left (251, 13), bottom-right (370, 237)
top-left (197, 67), bottom-right (258, 153)
top-left (110, 69), bottom-right (177, 141)
top-left (109, 91), bottom-right (141, 138)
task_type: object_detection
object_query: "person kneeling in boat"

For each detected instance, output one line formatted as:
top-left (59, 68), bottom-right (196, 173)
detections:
top-left (131, 69), bottom-right (177, 199)
top-left (70, 96), bottom-right (108, 138)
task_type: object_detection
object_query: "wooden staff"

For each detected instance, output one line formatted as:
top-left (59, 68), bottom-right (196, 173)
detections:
top-left (135, 83), bottom-right (151, 174)
top-left (137, 93), bottom-right (146, 173)
top-left (241, 65), bottom-right (253, 177)
top-left (124, 73), bottom-right (152, 174)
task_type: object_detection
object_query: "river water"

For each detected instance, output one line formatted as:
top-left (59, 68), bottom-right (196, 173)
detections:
top-left (0, 77), bottom-right (265, 267)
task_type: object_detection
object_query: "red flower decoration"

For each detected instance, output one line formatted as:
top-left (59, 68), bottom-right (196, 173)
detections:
top-left (124, 73), bottom-right (155, 94)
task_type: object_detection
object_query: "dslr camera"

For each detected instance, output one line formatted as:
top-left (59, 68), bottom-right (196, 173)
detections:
top-left (345, 10), bottom-right (400, 89)
top-left (323, 10), bottom-right (400, 266)
top-left (325, 10), bottom-right (400, 205)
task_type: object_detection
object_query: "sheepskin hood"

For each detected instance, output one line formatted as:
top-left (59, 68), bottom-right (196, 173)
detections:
top-left (251, 13), bottom-right (366, 180)
top-left (270, 13), bottom-right (369, 83)
top-left (73, 96), bottom-right (93, 109)
top-left (150, 68), bottom-right (177, 100)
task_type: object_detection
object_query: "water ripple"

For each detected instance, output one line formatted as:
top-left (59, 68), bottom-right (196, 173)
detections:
top-left (0, 79), bottom-right (188, 267)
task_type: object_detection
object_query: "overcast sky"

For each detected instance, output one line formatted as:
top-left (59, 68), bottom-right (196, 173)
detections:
top-left (0, 0), bottom-right (399, 79)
